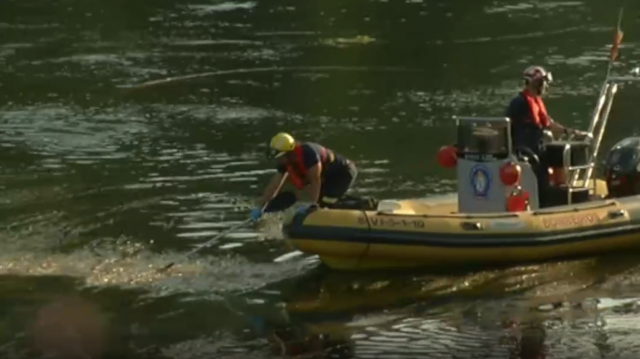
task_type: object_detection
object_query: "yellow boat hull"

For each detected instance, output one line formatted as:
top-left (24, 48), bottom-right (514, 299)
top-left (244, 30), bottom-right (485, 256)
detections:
top-left (291, 231), bottom-right (640, 270)
top-left (283, 181), bottom-right (640, 270)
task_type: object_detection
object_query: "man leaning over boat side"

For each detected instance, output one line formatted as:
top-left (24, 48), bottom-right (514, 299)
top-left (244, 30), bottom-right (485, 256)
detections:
top-left (250, 132), bottom-right (358, 221)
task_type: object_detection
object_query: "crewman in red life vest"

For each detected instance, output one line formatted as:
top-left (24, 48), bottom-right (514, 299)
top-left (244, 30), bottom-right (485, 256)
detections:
top-left (506, 65), bottom-right (589, 152)
top-left (250, 132), bottom-right (358, 220)
top-left (506, 66), bottom-right (589, 206)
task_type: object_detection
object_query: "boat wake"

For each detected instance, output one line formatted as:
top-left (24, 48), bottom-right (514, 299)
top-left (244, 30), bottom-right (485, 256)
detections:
top-left (0, 218), bottom-right (314, 300)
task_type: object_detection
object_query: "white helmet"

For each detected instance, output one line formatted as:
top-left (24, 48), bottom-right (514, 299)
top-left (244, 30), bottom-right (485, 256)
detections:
top-left (523, 66), bottom-right (553, 83)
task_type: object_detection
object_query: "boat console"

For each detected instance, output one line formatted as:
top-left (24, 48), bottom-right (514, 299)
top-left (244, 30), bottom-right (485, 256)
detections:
top-left (451, 116), bottom-right (598, 212)
top-left (453, 116), bottom-right (540, 213)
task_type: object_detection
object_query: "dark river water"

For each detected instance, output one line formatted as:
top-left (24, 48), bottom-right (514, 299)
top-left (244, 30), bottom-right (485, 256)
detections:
top-left (2, 0), bottom-right (640, 358)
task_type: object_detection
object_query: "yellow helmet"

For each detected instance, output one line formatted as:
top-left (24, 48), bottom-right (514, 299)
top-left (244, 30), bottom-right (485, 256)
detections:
top-left (268, 132), bottom-right (296, 158)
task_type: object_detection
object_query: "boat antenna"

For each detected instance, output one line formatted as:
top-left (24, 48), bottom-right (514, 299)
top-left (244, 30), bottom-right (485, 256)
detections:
top-left (575, 8), bottom-right (626, 186)
top-left (605, 7), bottom-right (624, 79)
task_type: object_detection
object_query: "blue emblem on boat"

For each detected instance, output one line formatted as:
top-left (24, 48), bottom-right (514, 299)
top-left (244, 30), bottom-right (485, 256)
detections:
top-left (469, 165), bottom-right (491, 198)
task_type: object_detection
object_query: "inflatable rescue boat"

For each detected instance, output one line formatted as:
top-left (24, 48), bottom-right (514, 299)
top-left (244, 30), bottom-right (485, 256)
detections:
top-left (282, 61), bottom-right (640, 270)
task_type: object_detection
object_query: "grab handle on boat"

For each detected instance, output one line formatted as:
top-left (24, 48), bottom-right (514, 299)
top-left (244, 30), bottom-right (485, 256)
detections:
top-left (461, 221), bottom-right (483, 231)
top-left (607, 209), bottom-right (626, 219)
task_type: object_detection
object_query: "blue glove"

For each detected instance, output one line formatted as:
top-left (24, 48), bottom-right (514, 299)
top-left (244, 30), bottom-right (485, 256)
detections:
top-left (250, 208), bottom-right (262, 221)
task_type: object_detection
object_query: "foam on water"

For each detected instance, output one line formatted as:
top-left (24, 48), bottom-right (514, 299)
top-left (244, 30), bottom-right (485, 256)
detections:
top-left (0, 220), bottom-right (314, 299)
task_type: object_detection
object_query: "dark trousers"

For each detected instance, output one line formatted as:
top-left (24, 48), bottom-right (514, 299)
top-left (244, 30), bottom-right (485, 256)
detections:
top-left (535, 160), bottom-right (552, 207)
top-left (319, 161), bottom-right (358, 207)
top-left (513, 127), bottom-right (552, 207)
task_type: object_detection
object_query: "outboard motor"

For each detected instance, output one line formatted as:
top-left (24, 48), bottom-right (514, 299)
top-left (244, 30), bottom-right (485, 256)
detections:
top-left (604, 137), bottom-right (640, 198)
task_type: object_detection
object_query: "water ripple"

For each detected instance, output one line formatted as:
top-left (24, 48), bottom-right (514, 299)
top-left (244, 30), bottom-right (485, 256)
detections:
top-left (185, 2), bottom-right (257, 14)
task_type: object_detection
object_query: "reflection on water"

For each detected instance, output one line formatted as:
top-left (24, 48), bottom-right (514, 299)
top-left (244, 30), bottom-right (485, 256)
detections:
top-left (260, 257), bottom-right (640, 358)
top-left (1, 0), bottom-right (640, 356)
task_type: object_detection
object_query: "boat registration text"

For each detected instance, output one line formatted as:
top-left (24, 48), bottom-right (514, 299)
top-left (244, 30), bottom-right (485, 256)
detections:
top-left (358, 216), bottom-right (426, 229)
top-left (542, 213), bottom-right (599, 229)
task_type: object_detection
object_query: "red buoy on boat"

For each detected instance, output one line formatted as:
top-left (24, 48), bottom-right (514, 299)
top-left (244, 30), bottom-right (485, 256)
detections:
top-left (506, 188), bottom-right (529, 212)
top-left (437, 145), bottom-right (457, 168)
top-left (499, 161), bottom-right (522, 186)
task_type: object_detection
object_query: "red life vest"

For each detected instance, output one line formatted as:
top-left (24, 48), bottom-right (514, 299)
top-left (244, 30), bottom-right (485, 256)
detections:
top-left (285, 144), bottom-right (329, 189)
top-left (521, 89), bottom-right (551, 128)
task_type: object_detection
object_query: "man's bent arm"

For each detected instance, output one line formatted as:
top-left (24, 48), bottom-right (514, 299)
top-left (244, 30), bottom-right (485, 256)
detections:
top-left (549, 119), bottom-right (568, 135)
